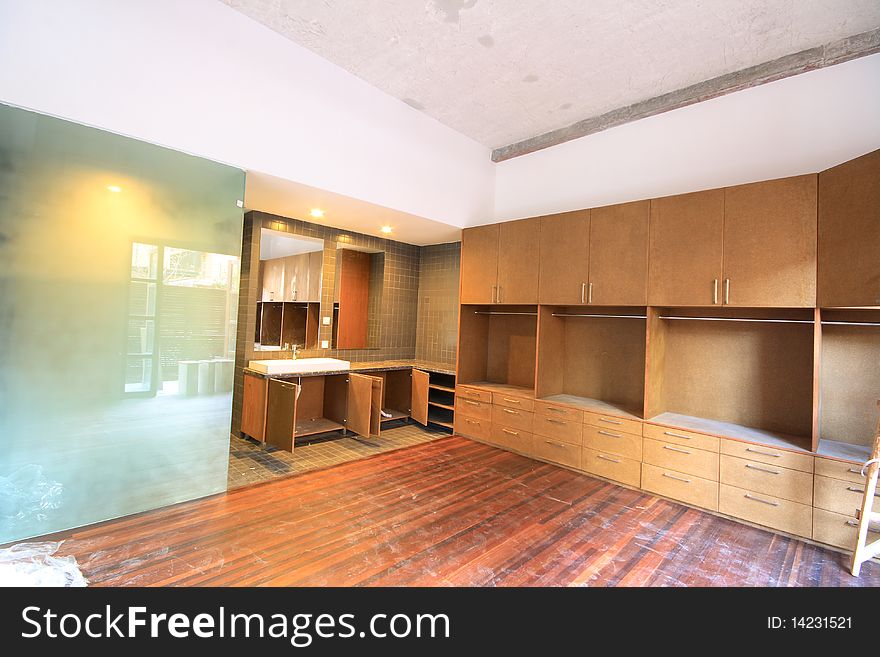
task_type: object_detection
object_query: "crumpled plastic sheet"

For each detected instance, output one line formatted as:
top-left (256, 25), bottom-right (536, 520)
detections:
top-left (0, 464), bottom-right (63, 529)
top-left (0, 542), bottom-right (88, 587)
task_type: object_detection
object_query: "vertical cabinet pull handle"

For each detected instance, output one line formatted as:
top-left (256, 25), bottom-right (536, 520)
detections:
top-left (491, 285), bottom-right (497, 303)
top-left (713, 279), bottom-right (718, 304)
top-left (498, 285), bottom-right (503, 303)
top-left (581, 282), bottom-right (586, 303)
top-left (588, 282), bottom-right (593, 304)
top-left (724, 278), bottom-right (730, 305)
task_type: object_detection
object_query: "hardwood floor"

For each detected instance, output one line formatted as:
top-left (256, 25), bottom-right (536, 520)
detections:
top-left (48, 436), bottom-right (878, 586)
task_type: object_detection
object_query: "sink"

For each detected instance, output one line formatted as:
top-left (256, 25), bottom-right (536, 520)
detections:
top-left (248, 358), bottom-right (351, 375)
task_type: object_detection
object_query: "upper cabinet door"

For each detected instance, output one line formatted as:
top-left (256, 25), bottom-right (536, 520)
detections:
top-left (723, 175), bottom-right (817, 308)
top-left (261, 258), bottom-right (285, 302)
top-left (818, 149), bottom-right (880, 307)
top-left (307, 250), bottom-right (323, 302)
top-left (497, 217), bottom-right (540, 304)
top-left (460, 223), bottom-right (499, 304)
top-left (589, 201), bottom-right (649, 306)
top-left (648, 190), bottom-right (724, 306)
top-left (538, 210), bottom-right (590, 305)
top-left (283, 253), bottom-right (307, 301)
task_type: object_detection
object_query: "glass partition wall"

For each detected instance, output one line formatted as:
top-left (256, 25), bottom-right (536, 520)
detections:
top-left (0, 104), bottom-right (245, 543)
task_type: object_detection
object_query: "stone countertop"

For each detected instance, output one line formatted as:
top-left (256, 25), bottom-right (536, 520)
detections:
top-left (243, 359), bottom-right (456, 379)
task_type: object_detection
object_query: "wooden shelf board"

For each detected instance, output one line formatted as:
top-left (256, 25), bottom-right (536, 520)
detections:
top-left (539, 394), bottom-right (642, 421)
top-left (429, 383), bottom-right (456, 393)
top-left (816, 438), bottom-right (873, 463)
top-left (380, 409), bottom-right (409, 423)
top-left (428, 401), bottom-right (455, 411)
top-left (460, 381), bottom-right (535, 398)
top-left (295, 417), bottom-right (345, 437)
top-left (647, 412), bottom-right (812, 453)
top-left (428, 418), bottom-right (454, 429)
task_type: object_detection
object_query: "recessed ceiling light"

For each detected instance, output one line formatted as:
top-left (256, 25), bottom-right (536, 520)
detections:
top-left (380, 225), bottom-right (393, 234)
top-left (106, 185), bottom-right (122, 193)
top-left (309, 208), bottom-right (325, 218)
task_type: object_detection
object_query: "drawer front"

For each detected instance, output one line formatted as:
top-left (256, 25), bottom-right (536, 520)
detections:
top-left (719, 484), bottom-right (812, 538)
top-left (493, 394), bottom-right (535, 412)
top-left (490, 425), bottom-right (533, 454)
top-left (583, 412), bottom-right (641, 437)
top-left (533, 414), bottom-right (583, 445)
top-left (721, 439), bottom-right (813, 473)
top-left (491, 405), bottom-right (533, 432)
top-left (532, 437), bottom-right (581, 469)
top-left (812, 507), bottom-right (880, 551)
top-left (814, 475), bottom-right (880, 517)
top-left (643, 438), bottom-right (719, 481)
top-left (455, 397), bottom-right (491, 421)
top-left (719, 455), bottom-right (813, 504)
top-left (456, 386), bottom-right (492, 404)
top-left (643, 423), bottom-right (719, 452)
top-left (815, 457), bottom-right (871, 484)
top-left (533, 401), bottom-right (583, 422)
top-left (582, 425), bottom-right (642, 461)
top-left (641, 463), bottom-right (718, 511)
top-left (454, 414), bottom-right (490, 441)
top-left (582, 448), bottom-right (641, 488)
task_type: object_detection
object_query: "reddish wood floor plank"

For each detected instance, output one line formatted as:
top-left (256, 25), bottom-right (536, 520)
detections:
top-left (44, 437), bottom-right (880, 587)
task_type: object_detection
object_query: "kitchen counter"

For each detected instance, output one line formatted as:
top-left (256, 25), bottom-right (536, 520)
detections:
top-left (243, 359), bottom-right (456, 379)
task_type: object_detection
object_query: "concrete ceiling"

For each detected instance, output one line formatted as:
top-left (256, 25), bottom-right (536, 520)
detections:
top-left (220, 0), bottom-right (880, 150)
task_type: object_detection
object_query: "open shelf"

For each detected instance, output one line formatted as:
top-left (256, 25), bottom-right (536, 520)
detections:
top-left (380, 409), bottom-right (408, 423)
top-left (647, 411), bottom-right (813, 453)
top-left (459, 381), bottom-right (535, 398)
top-left (429, 400), bottom-right (455, 411)
top-left (429, 383), bottom-right (455, 393)
top-left (816, 438), bottom-right (873, 463)
top-left (457, 305), bottom-right (537, 389)
top-left (428, 405), bottom-right (454, 429)
top-left (295, 417), bottom-right (346, 437)
top-left (540, 394), bottom-right (642, 421)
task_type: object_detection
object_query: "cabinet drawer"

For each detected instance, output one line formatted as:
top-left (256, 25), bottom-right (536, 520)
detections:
top-left (643, 423), bottom-right (719, 452)
top-left (532, 437), bottom-right (581, 469)
top-left (454, 414), bottom-right (490, 442)
top-left (719, 484), bottom-right (812, 538)
top-left (815, 457), bottom-right (871, 484)
top-left (814, 474), bottom-right (880, 517)
top-left (490, 425), bottom-right (533, 454)
top-left (641, 463), bottom-right (718, 511)
top-left (583, 425), bottom-right (642, 460)
top-left (643, 438), bottom-right (719, 481)
top-left (456, 386), bottom-right (492, 404)
top-left (582, 448), bottom-right (641, 488)
top-left (491, 405), bottom-right (533, 432)
top-left (494, 394), bottom-right (535, 412)
top-left (720, 439), bottom-right (813, 473)
top-left (812, 507), bottom-right (880, 551)
top-left (533, 400), bottom-right (583, 422)
top-left (455, 397), bottom-right (491, 421)
top-left (583, 412), bottom-right (641, 436)
top-left (719, 455), bottom-right (812, 504)
top-left (532, 414), bottom-right (583, 445)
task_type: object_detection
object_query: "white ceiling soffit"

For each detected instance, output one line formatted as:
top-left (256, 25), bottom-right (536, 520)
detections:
top-left (220, 0), bottom-right (880, 152)
top-left (245, 170), bottom-right (462, 246)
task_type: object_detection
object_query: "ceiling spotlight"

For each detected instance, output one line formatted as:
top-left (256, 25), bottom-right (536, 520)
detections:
top-left (106, 185), bottom-right (122, 193)
top-left (309, 208), bottom-right (325, 218)
top-left (380, 225), bottom-right (393, 234)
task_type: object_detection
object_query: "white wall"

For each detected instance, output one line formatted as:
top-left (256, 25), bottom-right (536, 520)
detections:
top-left (0, 0), bottom-right (494, 228)
top-left (493, 53), bottom-right (880, 224)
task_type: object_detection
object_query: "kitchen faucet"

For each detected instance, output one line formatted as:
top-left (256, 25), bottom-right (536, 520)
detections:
top-left (283, 343), bottom-right (299, 359)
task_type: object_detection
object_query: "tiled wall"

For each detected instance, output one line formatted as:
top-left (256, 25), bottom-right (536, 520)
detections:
top-left (231, 211), bottom-right (458, 436)
top-left (415, 242), bottom-right (461, 366)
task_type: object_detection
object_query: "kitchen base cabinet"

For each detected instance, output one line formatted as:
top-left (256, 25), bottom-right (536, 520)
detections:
top-left (812, 507), bottom-right (880, 551)
top-left (641, 462), bottom-right (719, 511)
top-left (719, 483), bottom-right (812, 538)
top-left (582, 448), bottom-right (640, 488)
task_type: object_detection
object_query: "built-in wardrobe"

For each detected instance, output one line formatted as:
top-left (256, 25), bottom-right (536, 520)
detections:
top-left (455, 148), bottom-right (880, 553)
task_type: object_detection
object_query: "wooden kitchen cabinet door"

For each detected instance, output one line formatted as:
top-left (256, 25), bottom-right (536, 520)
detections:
top-left (497, 217), bottom-right (540, 304)
top-left (261, 257), bottom-right (285, 302)
top-left (589, 200), bottom-right (649, 306)
top-left (411, 369), bottom-right (429, 426)
top-left (265, 378), bottom-right (299, 452)
top-left (538, 210), bottom-right (590, 305)
top-left (307, 250), bottom-right (323, 302)
top-left (283, 253), bottom-right (308, 301)
top-left (242, 371), bottom-right (267, 441)
top-left (648, 189), bottom-right (724, 306)
top-left (336, 249), bottom-right (370, 349)
top-left (723, 175), bottom-right (817, 307)
top-left (348, 373), bottom-right (383, 438)
top-left (818, 149), bottom-right (880, 307)
top-left (460, 223), bottom-right (499, 304)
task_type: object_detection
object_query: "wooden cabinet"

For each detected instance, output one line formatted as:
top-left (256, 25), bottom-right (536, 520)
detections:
top-left (648, 189), bottom-right (725, 306)
top-left (348, 373), bottom-right (383, 438)
top-left (722, 175), bottom-right (817, 307)
top-left (282, 254), bottom-right (307, 301)
top-left (411, 369), bottom-right (429, 426)
top-left (460, 224), bottom-right (499, 304)
top-left (589, 200), bottom-right (649, 305)
top-left (497, 218), bottom-right (540, 304)
top-left (818, 149), bottom-right (880, 307)
top-left (336, 249), bottom-right (370, 349)
top-left (265, 378), bottom-right (300, 452)
top-left (260, 258), bottom-right (285, 302)
top-left (242, 371), bottom-right (267, 441)
top-left (308, 250), bottom-right (323, 302)
top-left (538, 210), bottom-right (590, 304)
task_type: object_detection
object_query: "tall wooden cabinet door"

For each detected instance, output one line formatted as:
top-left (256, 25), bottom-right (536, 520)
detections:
top-left (282, 254), bottom-right (304, 301)
top-left (307, 250), bottom-right (323, 302)
top-left (589, 200), bottom-right (649, 305)
top-left (411, 369), bottom-right (429, 426)
top-left (337, 249), bottom-right (370, 349)
top-left (265, 378), bottom-right (299, 452)
top-left (460, 224), bottom-right (499, 304)
top-left (261, 258), bottom-right (285, 302)
top-left (348, 373), bottom-right (382, 438)
top-left (818, 149), bottom-right (880, 307)
top-left (497, 217), bottom-right (540, 304)
top-left (648, 189), bottom-right (724, 306)
top-left (538, 210), bottom-right (590, 304)
top-left (722, 175), bottom-right (817, 307)
top-left (242, 372), bottom-right (267, 441)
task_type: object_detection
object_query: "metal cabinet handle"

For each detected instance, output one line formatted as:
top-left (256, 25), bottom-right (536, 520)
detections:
top-left (465, 418), bottom-right (480, 425)
top-left (847, 468), bottom-right (866, 476)
top-left (581, 282), bottom-right (586, 304)
top-left (498, 285), bottom-right (503, 303)
top-left (713, 279), bottom-right (718, 304)
top-left (597, 454), bottom-right (620, 463)
top-left (463, 399), bottom-right (480, 406)
top-left (662, 472), bottom-right (691, 483)
top-left (502, 397), bottom-right (521, 404)
top-left (744, 493), bottom-right (779, 507)
top-left (588, 282), bottom-right (593, 304)
top-left (598, 430), bottom-right (621, 438)
top-left (503, 408), bottom-right (519, 415)
top-left (664, 431), bottom-right (691, 440)
top-left (846, 520), bottom-right (880, 533)
top-left (598, 417), bottom-right (622, 425)
top-left (847, 486), bottom-right (880, 498)
top-left (502, 428), bottom-right (519, 436)
top-left (663, 445), bottom-right (691, 454)
top-left (745, 463), bottom-right (780, 475)
top-left (724, 278), bottom-right (730, 305)
top-left (491, 285), bottom-right (497, 303)
top-left (546, 418), bottom-right (566, 425)
top-left (547, 407), bottom-right (565, 413)
top-left (745, 447), bottom-right (781, 458)
top-left (545, 440), bottom-right (565, 448)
